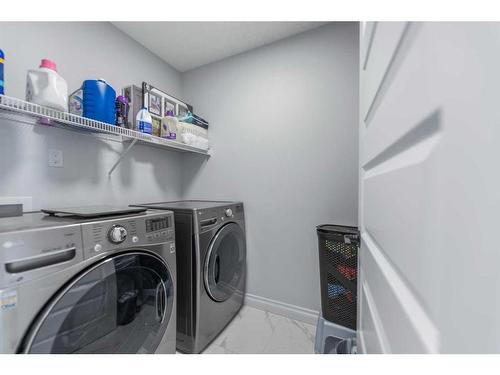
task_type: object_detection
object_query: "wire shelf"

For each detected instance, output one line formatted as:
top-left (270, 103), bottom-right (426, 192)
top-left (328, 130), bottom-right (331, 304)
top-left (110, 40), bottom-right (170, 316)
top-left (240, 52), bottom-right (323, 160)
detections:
top-left (0, 95), bottom-right (210, 156)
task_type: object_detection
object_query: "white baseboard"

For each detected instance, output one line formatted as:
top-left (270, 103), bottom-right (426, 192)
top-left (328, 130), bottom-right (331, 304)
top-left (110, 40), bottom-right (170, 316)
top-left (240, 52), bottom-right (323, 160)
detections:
top-left (244, 293), bottom-right (319, 325)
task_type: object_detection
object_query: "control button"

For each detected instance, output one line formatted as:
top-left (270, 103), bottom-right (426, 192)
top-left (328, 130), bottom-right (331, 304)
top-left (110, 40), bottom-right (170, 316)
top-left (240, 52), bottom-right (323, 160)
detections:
top-left (225, 208), bottom-right (233, 217)
top-left (161, 231), bottom-right (167, 236)
top-left (154, 233), bottom-right (160, 239)
top-left (170, 243), bottom-right (176, 253)
top-left (132, 236), bottom-right (139, 243)
top-left (108, 225), bottom-right (127, 244)
top-left (94, 243), bottom-right (102, 252)
top-left (146, 235), bottom-right (153, 241)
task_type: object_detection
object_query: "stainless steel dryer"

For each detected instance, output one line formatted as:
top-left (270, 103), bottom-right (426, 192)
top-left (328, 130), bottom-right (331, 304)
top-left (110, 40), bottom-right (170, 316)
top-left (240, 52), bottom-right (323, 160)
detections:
top-left (0, 209), bottom-right (176, 354)
top-left (133, 201), bottom-right (246, 353)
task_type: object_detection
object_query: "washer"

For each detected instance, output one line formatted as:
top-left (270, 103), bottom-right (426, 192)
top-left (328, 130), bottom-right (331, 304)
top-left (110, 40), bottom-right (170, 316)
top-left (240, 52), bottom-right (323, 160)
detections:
top-left (134, 201), bottom-right (246, 353)
top-left (0, 209), bottom-right (176, 354)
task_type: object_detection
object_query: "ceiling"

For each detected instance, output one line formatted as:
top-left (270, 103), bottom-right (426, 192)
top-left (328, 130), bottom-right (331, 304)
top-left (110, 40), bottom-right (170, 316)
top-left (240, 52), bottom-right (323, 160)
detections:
top-left (112, 22), bottom-right (327, 72)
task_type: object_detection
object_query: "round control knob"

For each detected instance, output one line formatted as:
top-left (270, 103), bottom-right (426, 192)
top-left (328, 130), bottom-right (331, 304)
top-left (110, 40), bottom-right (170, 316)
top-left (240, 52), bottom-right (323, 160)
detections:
top-left (225, 208), bottom-right (233, 217)
top-left (94, 243), bottom-right (102, 252)
top-left (108, 225), bottom-right (127, 244)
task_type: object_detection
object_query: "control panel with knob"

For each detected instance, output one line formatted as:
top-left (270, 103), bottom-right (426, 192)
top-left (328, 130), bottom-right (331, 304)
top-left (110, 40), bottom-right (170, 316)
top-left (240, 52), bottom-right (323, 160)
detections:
top-left (225, 208), bottom-right (233, 217)
top-left (108, 225), bottom-right (128, 244)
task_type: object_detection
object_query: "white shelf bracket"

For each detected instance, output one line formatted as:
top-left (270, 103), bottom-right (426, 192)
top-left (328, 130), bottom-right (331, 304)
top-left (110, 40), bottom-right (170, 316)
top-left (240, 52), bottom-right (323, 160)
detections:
top-left (108, 138), bottom-right (138, 177)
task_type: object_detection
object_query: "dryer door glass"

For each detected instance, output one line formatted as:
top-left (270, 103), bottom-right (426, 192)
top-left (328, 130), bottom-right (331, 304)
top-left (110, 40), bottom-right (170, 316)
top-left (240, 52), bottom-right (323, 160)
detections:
top-left (204, 222), bottom-right (246, 302)
top-left (23, 252), bottom-right (174, 354)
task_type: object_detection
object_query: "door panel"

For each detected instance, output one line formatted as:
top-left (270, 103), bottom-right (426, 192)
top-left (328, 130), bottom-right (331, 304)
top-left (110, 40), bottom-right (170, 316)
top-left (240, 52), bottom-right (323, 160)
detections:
top-left (361, 22), bottom-right (408, 121)
top-left (361, 236), bottom-right (438, 353)
top-left (364, 158), bottom-right (435, 311)
top-left (360, 22), bottom-right (376, 71)
top-left (359, 22), bottom-right (500, 353)
top-left (359, 281), bottom-right (384, 353)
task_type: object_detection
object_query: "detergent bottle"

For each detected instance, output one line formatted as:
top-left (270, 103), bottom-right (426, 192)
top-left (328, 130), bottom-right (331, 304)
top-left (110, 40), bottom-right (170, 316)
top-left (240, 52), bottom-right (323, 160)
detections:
top-left (26, 59), bottom-right (68, 111)
top-left (136, 107), bottom-right (153, 135)
top-left (81, 79), bottom-right (116, 124)
top-left (161, 110), bottom-right (178, 139)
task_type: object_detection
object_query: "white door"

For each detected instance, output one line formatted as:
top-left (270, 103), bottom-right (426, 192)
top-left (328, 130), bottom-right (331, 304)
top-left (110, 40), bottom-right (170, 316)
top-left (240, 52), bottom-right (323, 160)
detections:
top-left (358, 22), bottom-right (500, 353)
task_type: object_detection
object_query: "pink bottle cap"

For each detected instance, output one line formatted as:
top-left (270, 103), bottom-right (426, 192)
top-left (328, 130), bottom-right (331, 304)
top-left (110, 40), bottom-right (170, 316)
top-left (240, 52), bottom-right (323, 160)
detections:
top-left (39, 59), bottom-right (57, 72)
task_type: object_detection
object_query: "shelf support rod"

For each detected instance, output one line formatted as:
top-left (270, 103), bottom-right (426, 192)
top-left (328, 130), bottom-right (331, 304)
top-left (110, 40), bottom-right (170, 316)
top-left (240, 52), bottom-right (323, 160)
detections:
top-left (108, 138), bottom-right (138, 177)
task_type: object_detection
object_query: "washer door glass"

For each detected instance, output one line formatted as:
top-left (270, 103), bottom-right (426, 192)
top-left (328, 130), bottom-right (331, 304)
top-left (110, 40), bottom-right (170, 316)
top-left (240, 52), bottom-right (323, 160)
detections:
top-left (204, 223), bottom-right (246, 302)
top-left (24, 252), bottom-right (174, 354)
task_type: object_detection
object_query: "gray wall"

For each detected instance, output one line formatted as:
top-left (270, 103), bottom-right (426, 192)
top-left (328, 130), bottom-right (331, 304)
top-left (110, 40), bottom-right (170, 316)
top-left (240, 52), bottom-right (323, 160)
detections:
top-left (0, 22), bottom-right (184, 209)
top-left (0, 22), bottom-right (359, 314)
top-left (181, 23), bottom-right (359, 312)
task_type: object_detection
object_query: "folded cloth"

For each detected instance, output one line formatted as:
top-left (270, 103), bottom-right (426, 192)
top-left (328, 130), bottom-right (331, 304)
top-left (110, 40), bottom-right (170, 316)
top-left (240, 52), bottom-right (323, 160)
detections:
top-left (180, 133), bottom-right (209, 150)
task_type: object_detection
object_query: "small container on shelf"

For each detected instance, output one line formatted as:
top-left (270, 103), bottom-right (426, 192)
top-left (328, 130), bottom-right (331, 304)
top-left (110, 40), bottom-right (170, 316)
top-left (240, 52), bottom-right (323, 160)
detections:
top-left (136, 107), bottom-right (153, 135)
top-left (0, 49), bottom-right (5, 95)
top-left (161, 110), bottom-right (178, 140)
top-left (69, 79), bottom-right (116, 125)
top-left (122, 84), bottom-right (143, 130)
top-left (152, 116), bottom-right (162, 137)
top-left (115, 95), bottom-right (129, 127)
top-left (26, 59), bottom-right (68, 112)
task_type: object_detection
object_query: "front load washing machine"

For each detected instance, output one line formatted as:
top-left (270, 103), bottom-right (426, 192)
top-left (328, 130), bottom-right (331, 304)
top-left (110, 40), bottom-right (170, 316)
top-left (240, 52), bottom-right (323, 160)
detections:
top-left (133, 201), bottom-right (246, 353)
top-left (0, 208), bottom-right (176, 354)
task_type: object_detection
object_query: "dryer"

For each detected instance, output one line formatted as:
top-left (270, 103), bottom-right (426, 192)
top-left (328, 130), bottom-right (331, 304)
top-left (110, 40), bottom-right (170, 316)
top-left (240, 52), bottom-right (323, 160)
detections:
top-left (0, 209), bottom-right (176, 354)
top-left (134, 201), bottom-right (246, 353)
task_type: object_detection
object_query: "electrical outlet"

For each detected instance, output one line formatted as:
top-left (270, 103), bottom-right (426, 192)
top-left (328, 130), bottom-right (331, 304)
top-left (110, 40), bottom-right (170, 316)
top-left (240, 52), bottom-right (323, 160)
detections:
top-left (48, 149), bottom-right (63, 168)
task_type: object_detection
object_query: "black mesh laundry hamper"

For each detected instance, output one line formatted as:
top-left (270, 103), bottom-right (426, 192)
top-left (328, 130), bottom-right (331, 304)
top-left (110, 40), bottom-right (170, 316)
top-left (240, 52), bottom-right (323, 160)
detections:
top-left (317, 224), bottom-right (359, 330)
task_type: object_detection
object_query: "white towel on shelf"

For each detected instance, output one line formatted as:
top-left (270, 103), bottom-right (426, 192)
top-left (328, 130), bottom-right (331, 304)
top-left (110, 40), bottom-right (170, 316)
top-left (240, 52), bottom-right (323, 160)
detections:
top-left (180, 133), bottom-right (209, 150)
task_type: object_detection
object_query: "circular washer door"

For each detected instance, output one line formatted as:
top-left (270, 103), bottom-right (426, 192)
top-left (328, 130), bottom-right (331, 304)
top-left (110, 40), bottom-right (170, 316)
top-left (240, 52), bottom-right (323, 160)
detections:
top-left (23, 252), bottom-right (174, 354)
top-left (204, 222), bottom-right (246, 302)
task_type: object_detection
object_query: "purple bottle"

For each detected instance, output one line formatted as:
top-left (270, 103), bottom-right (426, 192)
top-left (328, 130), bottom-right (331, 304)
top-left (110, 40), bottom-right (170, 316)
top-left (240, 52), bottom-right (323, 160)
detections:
top-left (115, 95), bottom-right (129, 127)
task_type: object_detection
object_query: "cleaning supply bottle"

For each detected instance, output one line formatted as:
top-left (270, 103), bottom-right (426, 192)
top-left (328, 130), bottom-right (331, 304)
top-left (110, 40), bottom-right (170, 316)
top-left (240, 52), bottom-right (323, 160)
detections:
top-left (115, 95), bottom-right (129, 127)
top-left (81, 79), bottom-right (116, 124)
top-left (136, 107), bottom-right (153, 135)
top-left (26, 59), bottom-right (68, 111)
top-left (161, 110), bottom-right (178, 140)
top-left (0, 49), bottom-right (4, 95)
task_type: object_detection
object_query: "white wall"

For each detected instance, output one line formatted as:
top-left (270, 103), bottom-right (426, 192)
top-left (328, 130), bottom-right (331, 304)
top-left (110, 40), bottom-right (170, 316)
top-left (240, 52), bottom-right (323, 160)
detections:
top-left (181, 23), bottom-right (359, 313)
top-left (0, 22), bottom-right (185, 209)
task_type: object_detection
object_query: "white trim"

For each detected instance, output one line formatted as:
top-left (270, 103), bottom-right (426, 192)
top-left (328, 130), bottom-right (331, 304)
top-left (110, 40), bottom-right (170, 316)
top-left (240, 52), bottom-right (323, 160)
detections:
top-left (244, 293), bottom-right (319, 325)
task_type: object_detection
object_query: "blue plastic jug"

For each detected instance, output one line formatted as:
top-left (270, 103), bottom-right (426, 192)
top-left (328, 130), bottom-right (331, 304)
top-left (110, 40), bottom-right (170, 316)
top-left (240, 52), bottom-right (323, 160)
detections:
top-left (82, 79), bottom-right (116, 124)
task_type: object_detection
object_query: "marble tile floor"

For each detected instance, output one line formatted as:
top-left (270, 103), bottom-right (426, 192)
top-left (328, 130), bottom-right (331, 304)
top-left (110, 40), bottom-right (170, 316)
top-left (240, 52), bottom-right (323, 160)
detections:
top-left (202, 305), bottom-right (317, 354)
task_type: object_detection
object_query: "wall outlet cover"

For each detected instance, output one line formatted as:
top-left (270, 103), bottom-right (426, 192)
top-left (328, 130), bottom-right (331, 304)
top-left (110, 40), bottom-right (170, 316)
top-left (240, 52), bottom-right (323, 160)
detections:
top-left (48, 149), bottom-right (64, 168)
